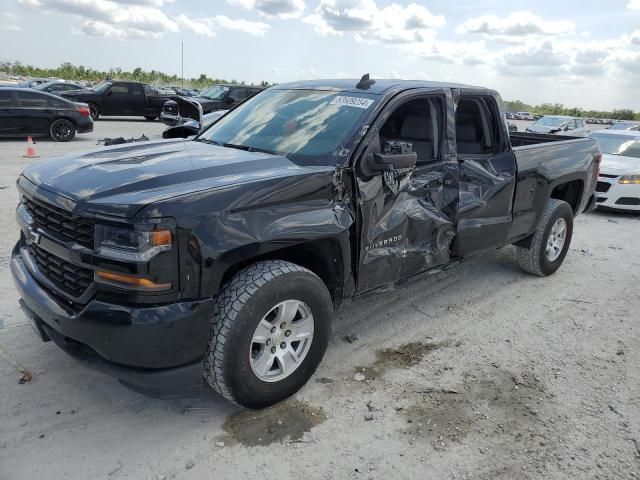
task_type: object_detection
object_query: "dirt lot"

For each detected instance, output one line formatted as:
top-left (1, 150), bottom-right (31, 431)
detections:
top-left (0, 118), bottom-right (638, 480)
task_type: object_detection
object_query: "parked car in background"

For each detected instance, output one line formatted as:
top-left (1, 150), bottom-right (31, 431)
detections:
top-left (16, 78), bottom-right (49, 88)
top-left (0, 88), bottom-right (92, 141)
top-left (516, 111), bottom-right (535, 121)
top-left (505, 111), bottom-right (515, 120)
top-left (526, 115), bottom-right (590, 137)
top-left (591, 130), bottom-right (640, 210)
top-left (11, 77), bottom-right (599, 408)
top-left (34, 81), bottom-right (85, 96)
top-left (60, 81), bottom-right (173, 120)
top-left (607, 121), bottom-right (640, 131)
top-left (161, 84), bottom-right (264, 125)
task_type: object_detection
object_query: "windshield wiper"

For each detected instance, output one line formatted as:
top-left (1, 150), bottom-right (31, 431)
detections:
top-left (223, 143), bottom-right (279, 155)
top-left (195, 138), bottom-right (223, 146)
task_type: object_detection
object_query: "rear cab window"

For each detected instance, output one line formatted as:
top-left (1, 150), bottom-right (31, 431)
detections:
top-left (455, 95), bottom-right (507, 155)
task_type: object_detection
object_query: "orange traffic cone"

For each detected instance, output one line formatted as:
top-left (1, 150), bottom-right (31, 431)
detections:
top-left (22, 136), bottom-right (39, 159)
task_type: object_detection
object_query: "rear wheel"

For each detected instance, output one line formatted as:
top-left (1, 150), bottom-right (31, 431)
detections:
top-left (50, 119), bottom-right (76, 142)
top-left (203, 260), bottom-right (333, 409)
top-left (516, 199), bottom-right (574, 276)
top-left (88, 104), bottom-right (99, 121)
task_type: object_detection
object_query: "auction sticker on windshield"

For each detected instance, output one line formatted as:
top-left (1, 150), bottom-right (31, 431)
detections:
top-left (330, 96), bottom-right (374, 109)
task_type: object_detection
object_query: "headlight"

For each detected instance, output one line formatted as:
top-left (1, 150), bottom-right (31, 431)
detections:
top-left (95, 224), bottom-right (173, 262)
top-left (619, 174), bottom-right (640, 185)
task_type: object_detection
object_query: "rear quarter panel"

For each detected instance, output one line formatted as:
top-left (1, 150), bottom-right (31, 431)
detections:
top-left (510, 137), bottom-right (598, 239)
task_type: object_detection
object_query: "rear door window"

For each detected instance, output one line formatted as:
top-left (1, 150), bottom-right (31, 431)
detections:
top-left (229, 88), bottom-right (247, 101)
top-left (16, 91), bottom-right (48, 108)
top-left (0, 90), bottom-right (14, 107)
top-left (455, 96), bottom-right (506, 155)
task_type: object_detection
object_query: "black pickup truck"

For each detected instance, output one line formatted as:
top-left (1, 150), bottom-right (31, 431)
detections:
top-left (60, 81), bottom-right (172, 121)
top-left (11, 78), bottom-right (600, 409)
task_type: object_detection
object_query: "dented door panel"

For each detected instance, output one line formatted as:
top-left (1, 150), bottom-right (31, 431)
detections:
top-left (354, 89), bottom-right (458, 293)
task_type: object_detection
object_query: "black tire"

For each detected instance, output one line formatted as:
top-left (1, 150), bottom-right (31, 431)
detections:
top-left (50, 119), bottom-right (76, 142)
top-left (144, 115), bottom-right (157, 121)
top-left (204, 260), bottom-right (333, 409)
top-left (88, 104), bottom-right (99, 121)
top-left (516, 198), bottom-right (574, 276)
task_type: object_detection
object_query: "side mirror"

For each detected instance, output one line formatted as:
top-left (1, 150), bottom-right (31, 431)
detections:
top-left (362, 140), bottom-right (417, 176)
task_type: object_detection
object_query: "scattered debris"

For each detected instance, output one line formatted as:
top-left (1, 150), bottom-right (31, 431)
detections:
top-left (565, 298), bottom-right (593, 304)
top-left (185, 460), bottom-right (195, 470)
top-left (364, 413), bottom-right (374, 421)
top-left (579, 248), bottom-right (593, 256)
top-left (98, 134), bottom-right (149, 146)
top-left (107, 462), bottom-right (123, 477)
top-left (419, 387), bottom-right (460, 395)
top-left (215, 441), bottom-right (225, 448)
top-left (353, 372), bottom-right (366, 382)
top-left (607, 219), bottom-right (619, 223)
top-left (345, 333), bottom-right (360, 343)
top-left (315, 377), bottom-right (334, 384)
top-left (0, 185), bottom-right (8, 189)
top-left (608, 405), bottom-right (624, 417)
top-left (0, 344), bottom-right (33, 384)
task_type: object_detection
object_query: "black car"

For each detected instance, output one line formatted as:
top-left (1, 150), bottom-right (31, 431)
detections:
top-left (34, 81), bottom-right (85, 96)
top-left (0, 88), bottom-right (93, 141)
top-left (61, 81), bottom-right (173, 120)
top-left (10, 78), bottom-right (599, 408)
top-left (160, 84), bottom-right (263, 125)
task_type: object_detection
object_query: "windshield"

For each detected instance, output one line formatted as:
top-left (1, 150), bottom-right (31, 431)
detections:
top-left (534, 117), bottom-right (568, 127)
top-left (591, 133), bottom-right (640, 158)
top-left (198, 89), bottom-right (376, 166)
top-left (92, 81), bottom-right (112, 93)
top-left (199, 85), bottom-right (230, 100)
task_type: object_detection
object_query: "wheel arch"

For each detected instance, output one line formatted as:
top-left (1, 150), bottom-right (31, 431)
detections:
top-left (214, 236), bottom-right (350, 307)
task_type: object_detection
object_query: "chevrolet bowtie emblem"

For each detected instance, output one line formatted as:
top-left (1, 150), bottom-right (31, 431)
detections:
top-left (28, 228), bottom-right (41, 245)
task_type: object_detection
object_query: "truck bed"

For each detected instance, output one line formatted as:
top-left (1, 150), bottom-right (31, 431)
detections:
top-left (510, 132), bottom-right (583, 148)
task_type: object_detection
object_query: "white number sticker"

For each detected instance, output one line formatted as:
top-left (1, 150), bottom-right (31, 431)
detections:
top-left (330, 96), bottom-right (374, 109)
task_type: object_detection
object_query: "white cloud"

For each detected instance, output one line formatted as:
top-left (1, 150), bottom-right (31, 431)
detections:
top-left (628, 0), bottom-right (640, 10)
top-left (4, 12), bottom-right (20, 21)
top-left (2, 24), bottom-right (22, 31)
top-left (227, 0), bottom-right (305, 19)
top-left (304, 0), bottom-right (445, 44)
top-left (18, 0), bottom-right (178, 38)
top-left (456, 11), bottom-right (574, 41)
top-left (177, 14), bottom-right (270, 37)
top-left (177, 14), bottom-right (215, 37)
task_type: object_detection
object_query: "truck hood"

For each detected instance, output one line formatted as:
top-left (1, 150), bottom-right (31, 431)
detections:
top-left (600, 153), bottom-right (640, 175)
top-left (526, 124), bottom-right (564, 134)
top-left (20, 139), bottom-right (307, 218)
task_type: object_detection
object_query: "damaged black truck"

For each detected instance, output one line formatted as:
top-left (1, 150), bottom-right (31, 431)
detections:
top-left (11, 78), bottom-right (600, 409)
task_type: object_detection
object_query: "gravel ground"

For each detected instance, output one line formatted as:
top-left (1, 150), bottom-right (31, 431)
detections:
top-left (0, 118), bottom-right (638, 480)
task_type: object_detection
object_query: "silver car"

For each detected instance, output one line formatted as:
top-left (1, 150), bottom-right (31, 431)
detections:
top-left (526, 115), bottom-right (590, 137)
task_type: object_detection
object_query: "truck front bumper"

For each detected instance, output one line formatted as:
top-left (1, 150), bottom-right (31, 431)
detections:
top-left (10, 243), bottom-right (212, 397)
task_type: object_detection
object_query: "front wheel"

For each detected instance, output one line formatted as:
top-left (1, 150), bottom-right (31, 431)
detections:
top-left (204, 260), bottom-right (333, 409)
top-left (50, 119), bottom-right (76, 142)
top-left (516, 198), bottom-right (574, 276)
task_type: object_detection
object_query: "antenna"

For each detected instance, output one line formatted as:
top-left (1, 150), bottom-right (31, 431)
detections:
top-left (356, 73), bottom-right (375, 90)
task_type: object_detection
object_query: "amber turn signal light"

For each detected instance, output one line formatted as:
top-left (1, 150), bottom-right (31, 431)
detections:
top-left (95, 271), bottom-right (171, 291)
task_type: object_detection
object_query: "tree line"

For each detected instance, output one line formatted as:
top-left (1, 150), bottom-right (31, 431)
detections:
top-left (504, 100), bottom-right (639, 121)
top-left (0, 61), bottom-right (271, 89)
top-left (1, 62), bottom-right (638, 119)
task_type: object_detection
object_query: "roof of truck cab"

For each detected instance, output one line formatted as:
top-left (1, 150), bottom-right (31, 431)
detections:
top-left (272, 79), bottom-right (486, 95)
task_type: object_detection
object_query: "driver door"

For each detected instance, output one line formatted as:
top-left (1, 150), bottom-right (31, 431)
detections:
top-left (354, 89), bottom-right (458, 293)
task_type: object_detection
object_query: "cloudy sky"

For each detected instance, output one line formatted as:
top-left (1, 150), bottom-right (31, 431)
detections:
top-left (1, 0), bottom-right (640, 110)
